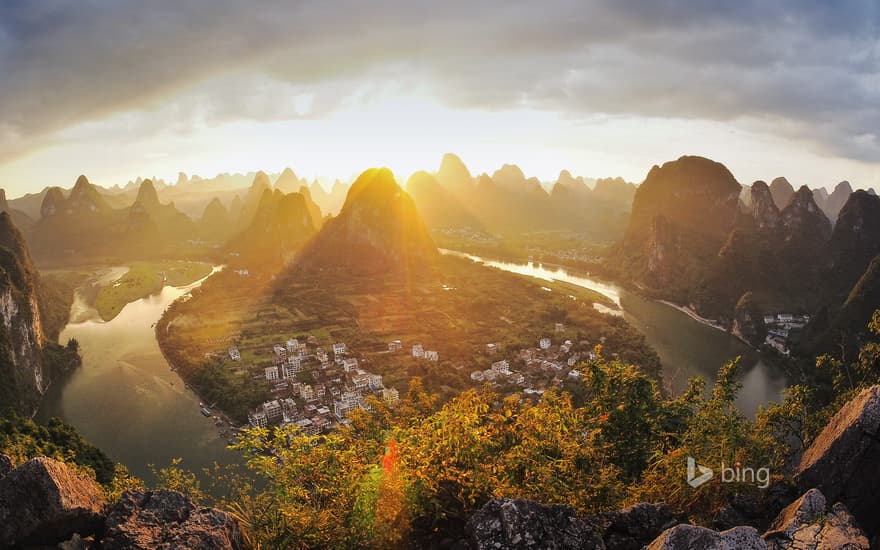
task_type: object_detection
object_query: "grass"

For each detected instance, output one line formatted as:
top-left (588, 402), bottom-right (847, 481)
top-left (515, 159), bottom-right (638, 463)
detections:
top-left (95, 261), bottom-right (212, 321)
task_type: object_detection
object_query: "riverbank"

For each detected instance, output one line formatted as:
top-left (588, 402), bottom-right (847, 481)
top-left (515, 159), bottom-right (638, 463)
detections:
top-left (656, 300), bottom-right (730, 334)
top-left (95, 261), bottom-right (213, 321)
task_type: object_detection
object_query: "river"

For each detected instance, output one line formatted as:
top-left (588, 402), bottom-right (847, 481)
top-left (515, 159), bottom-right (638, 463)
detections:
top-left (443, 250), bottom-right (788, 414)
top-left (37, 252), bottom-right (785, 482)
top-left (36, 267), bottom-right (239, 483)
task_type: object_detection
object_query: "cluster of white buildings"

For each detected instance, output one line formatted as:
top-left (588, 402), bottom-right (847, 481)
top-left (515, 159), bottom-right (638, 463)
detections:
top-left (471, 334), bottom-right (597, 391)
top-left (763, 313), bottom-right (811, 355)
top-left (243, 336), bottom-right (399, 431)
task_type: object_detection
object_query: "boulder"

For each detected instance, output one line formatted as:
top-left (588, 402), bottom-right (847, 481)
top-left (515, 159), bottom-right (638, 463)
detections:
top-left (0, 457), bottom-right (106, 547)
top-left (763, 489), bottom-right (869, 549)
top-left (465, 498), bottom-right (604, 550)
top-left (646, 524), bottom-right (766, 549)
top-left (102, 489), bottom-right (243, 550)
top-left (593, 502), bottom-right (683, 550)
top-left (796, 385), bottom-right (880, 535)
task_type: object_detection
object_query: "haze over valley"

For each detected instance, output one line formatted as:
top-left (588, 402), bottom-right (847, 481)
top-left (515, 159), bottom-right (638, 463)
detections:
top-left (2, 2), bottom-right (880, 549)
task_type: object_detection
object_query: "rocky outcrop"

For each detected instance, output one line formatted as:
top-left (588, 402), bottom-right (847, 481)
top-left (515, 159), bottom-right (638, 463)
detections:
top-left (0, 457), bottom-right (243, 550)
top-left (296, 167), bottom-right (438, 273)
top-left (826, 190), bottom-right (880, 299)
top-left (646, 524), bottom-right (765, 550)
top-left (763, 489), bottom-right (869, 549)
top-left (823, 180), bottom-right (854, 223)
top-left (103, 489), bottom-right (243, 550)
top-left (0, 457), bottom-right (106, 547)
top-left (769, 177), bottom-right (795, 210)
top-left (749, 181), bottom-right (782, 232)
top-left (796, 385), bottom-right (880, 536)
top-left (645, 488), bottom-right (869, 550)
top-left (465, 498), bottom-right (604, 550)
top-left (617, 156), bottom-right (741, 302)
top-left (780, 186), bottom-right (832, 245)
top-left (0, 211), bottom-right (48, 413)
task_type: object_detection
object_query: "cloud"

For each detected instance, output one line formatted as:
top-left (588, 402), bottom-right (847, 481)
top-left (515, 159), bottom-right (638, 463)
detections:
top-left (1, 0), bottom-right (878, 163)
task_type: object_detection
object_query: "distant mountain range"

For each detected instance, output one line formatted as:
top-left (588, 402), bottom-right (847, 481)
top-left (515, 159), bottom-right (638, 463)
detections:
top-left (407, 153), bottom-right (635, 241)
top-left (613, 155), bottom-right (880, 353)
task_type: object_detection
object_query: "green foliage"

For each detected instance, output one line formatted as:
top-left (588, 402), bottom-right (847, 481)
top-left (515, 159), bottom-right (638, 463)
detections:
top-left (0, 411), bottom-right (116, 484)
top-left (632, 359), bottom-right (780, 519)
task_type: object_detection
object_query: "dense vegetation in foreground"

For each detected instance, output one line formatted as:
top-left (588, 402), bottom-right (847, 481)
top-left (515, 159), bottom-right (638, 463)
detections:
top-left (176, 311), bottom-right (877, 548)
top-left (4, 312), bottom-right (878, 548)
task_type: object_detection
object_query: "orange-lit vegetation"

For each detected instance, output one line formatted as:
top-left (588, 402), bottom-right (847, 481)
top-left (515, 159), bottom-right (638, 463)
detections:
top-left (217, 353), bottom-right (776, 547)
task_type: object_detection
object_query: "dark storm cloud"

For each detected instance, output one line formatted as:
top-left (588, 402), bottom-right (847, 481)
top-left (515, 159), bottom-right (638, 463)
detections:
top-left (1, 0), bottom-right (878, 161)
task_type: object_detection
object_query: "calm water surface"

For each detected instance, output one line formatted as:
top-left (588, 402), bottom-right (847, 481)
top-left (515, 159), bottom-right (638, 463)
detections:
top-left (36, 267), bottom-right (238, 482)
top-left (443, 250), bottom-right (788, 414)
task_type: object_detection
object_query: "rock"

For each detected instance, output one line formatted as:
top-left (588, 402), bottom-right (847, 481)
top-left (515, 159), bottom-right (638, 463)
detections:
top-left (646, 524), bottom-right (766, 549)
top-left (102, 489), bottom-right (243, 550)
top-left (796, 385), bottom-right (880, 535)
top-left (712, 482), bottom-right (797, 532)
top-left (0, 457), bottom-right (106, 547)
top-left (465, 498), bottom-right (604, 550)
top-left (750, 181), bottom-right (782, 232)
top-left (0, 454), bottom-right (13, 478)
top-left (594, 502), bottom-right (683, 550)
top-left (763, 489), bottom-right (869, 549)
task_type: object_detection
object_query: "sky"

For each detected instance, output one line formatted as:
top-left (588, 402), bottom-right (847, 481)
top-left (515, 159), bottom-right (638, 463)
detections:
top-left (1, 1), bottom-right (879, 197)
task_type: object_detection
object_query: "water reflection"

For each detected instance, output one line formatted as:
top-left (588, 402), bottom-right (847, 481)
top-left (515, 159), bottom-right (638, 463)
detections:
top-left (36, 267), bottom-right (238, 482)
top-left (442, 250), bottom-right (787, 414)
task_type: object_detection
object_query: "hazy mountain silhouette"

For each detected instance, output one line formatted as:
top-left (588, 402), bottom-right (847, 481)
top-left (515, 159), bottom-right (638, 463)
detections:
top-left (296, 168), bottom-right (437, 272)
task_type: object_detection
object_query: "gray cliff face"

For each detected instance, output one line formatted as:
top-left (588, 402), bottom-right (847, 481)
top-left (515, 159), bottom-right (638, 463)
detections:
top-left (749, 181), bottom-right (782, 233)
top-left (0, 211), bottom-right (47, 414)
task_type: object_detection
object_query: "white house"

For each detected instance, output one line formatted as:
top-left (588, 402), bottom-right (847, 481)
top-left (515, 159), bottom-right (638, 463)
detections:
top-left (248, 410), bottom-right (268, 428)
top-left (273, 345), bottom-right (286, 357)
top-left (228, 346), bottom-right (241, 361)
top-left (282, 362), bottom-right (301, 379)
top-left (368, 374), bottom-right (384, 390)
top-left (763, 315), bottom-right (776, 325)
top-left (300, 384), bottom-right (316, 401)
top-left (264, 365), bottom-right (280, 381)
top-left (412, 344), bottom-right (424, 358)
top-left (286, 339), bottom-right (299, 353)
top-left (539, 338), bottom-right (551, 350)
top-left (485, 343), bottom-right (497, 354)
top-left (470, 371), bottom-right (485, 382)
top-left (332, 343), bottom-right (347, 356)
top-left (342, 358), bottom-right (359, 372)
top-left (425, 350), bottom-right (439, 362)
top-left (491, 360), bottom-right (510, 374)
top-left (388, 340), bottom-right (402, 352)
top-left (351, 373), bottom-right (370, 389)
top-left (263, 399), bottom-right (283, 422)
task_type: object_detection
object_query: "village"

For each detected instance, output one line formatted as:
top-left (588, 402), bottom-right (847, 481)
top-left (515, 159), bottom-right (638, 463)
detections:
top-left (216, 321), bottom-right (601, 435)
top-left (763, 312), bottom-right (811, 355)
